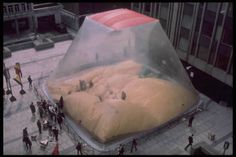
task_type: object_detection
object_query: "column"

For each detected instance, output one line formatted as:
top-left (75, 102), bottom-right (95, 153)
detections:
top-left (169, 3), bottom-right (179, 44)
top-left (15, 19), bottom-right (19, 36)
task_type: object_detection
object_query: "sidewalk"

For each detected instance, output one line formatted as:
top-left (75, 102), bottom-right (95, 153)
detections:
top-left (3, 40), bottom-right (233, 155)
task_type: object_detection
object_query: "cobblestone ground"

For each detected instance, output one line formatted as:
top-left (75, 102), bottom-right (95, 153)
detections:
top-left (3, 40), bottom-right (233, 155)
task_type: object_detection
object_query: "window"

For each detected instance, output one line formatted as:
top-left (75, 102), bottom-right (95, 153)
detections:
top-left (181, 14), bottom-right (193, 29)
top-left (8, 5), bottom-right (13, 14)
top-left (204, 10), bottom-right (216, 24)
top-left (222, 27), bottom-right (233, 45)
top-left (21, 3), bottom-right (26, 11)
top-left (155, 3), bottom-right (159, 17)
top-left (3, 6), bottom-right (6, 14)
top-left (160, 7), bottom-right (168, 19)
top-left (133, 3), bottom-right (139, 8)
top-left (145, 3), bottom-right (150, 12)
top-left (207, 3), bottom-right (218, 12)
top-left (228, 3), bottom-right (232, 17)
top-left (180, 27), bottom-right (190, 39)
top-left (27, 3), bottom-right (31, 11)
top-left (183, 3), bottom-right (194, 16)
top-left (161, 2), bottom-right (169, 8)
top-left (215, 43), bottom-right (232, 71)
top-left (15, 4), bottom-right (19, 13)
top-left (191, 33), bottom-right (198, 55)
top-left (208, 40), bottom-right (217, 64)
top-left (197, 35), bottom-right (210, 61)
top-left (222, 16), bottom-right (233, 45)
top-left (201, 20), bottom-right (214, 37)
top-left (178, 37), bottom-right (189, 52)
top-left (160, 18), bottom-right (167, 30)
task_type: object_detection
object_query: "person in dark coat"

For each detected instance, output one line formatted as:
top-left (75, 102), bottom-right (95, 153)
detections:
top-left (130, 138), bottom-right (138, 152)
top-left (29, 102), bottom-right (36, 116)
top-left (57, 114), bottom-right (63, 130)
top-left (184, 134), bottom-right (194, 151)
top-left (42, 100), bottom-right (47, 113)
top-left (24, 136), bottom-right (32, 150)
top-left (59, 96), bottom-right (64, 110)
top-left (37, 119), bottom-right (42, 134)
top-left (76, 142), bottom-right (83, 155)
top-left (188, 115), bottom-right (195, 127)
top-left (121, 91), bottom-right (126, 100)
top-left (23, 127), bottom-right (28, 138)
top-left (38, 106), bottom-right (44, 119)
top-left (52, 127), bottom-right (59, 142)
top-left (47, 120), bottom-right (53, 136)
top-left (118, 144), bottom-right (125, 155)
top-left (27, 75), bottom-right (32, 89)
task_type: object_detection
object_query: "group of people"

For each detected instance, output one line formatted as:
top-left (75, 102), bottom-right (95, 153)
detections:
top-left (118, 138), bottom-right (138, 155)
top-left (24, 96), bottom-right (65, 152)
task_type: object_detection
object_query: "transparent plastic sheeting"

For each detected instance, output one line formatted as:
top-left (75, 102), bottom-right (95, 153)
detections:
top-left (46, 9), bottom-right (199, 143)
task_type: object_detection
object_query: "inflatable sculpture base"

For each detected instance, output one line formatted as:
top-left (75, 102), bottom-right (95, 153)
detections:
top-left (47, 60), bottom-right (198, 143)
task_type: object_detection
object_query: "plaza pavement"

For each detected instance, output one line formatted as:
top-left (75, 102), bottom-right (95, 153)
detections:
top-left (3, 40), bottom-right (233, 155)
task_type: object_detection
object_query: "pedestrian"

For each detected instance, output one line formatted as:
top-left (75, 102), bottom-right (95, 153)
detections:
top-left (57, 114), bottom-right (63, 130)
top-left (23, 127), bottom-right (28, 138)
top-left (76, 142), bottom-right (83, 155)
top-left (37, 119), bottom-right (42, 134)
top-left (52, 127), bottom-right (59, 142)
top-left (47, 120), bottom-right (53, 136)
top-left (121, 91), bottom-right (126, 100)
top-left (42, 99), bottom-right (47, 113)
top-left (223, 141), bottom-right (230, 155)
top-left (184, 134), bottom-right (194, 151)
top-left (188, 115), bottom-right (195, 127)
top-left (130, 138), bottom-right (138, 153)
top-left (24, 136), bottom-right (32, 151)
top-left (29, 102), bottom-right (36, 116)
top-left (59, 96), bottom-right (64, 110)
top-left (118, 144), bottom-right (125, 155)
top-left (27, 75), bottom-right (32, 89)
top-left (38, 106), bottom-right (44, 119)
top-left (59, 111), bottom-right (65, 119)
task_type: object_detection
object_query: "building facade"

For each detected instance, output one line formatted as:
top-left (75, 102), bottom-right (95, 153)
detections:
top-left (131, 2), bottom-right (233, 87)
top-left (3, 3), bottom-right (34, 37)
top-left (3, 3), bottom-right (63, 40)
top-left (61, 3), bottom-right (131, 30)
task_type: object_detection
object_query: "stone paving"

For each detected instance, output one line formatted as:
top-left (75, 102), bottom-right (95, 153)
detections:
top-left (3, 40), bottom-right (233, 155)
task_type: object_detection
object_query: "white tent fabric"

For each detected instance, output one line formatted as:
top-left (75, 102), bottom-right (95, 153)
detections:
top-left (46, 9), bottom-right (199, 143)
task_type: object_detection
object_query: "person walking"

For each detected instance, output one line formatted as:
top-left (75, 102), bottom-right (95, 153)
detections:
top-left (37, 119), bottom-right (42, 134)
top-left (57, 114), bottom-right (63, 130)
top-left (184, 134), bottom-right (194, 151)
top-left (38, 106), bottom-right (44, 119)
top-left (48, 120), bottom-right (53, 136)
top-left (29, 102), bottom-right (36, 116)
top-left (76, 142), bottom-right (83, 155)
top-left (118, 144), bottom-right (125, 155)
top-left (223, 141), bottom-right (230, 155)
top-left (24, 136), bottom-right (32, 151)
top-left (59, 96), bottom-right (64, 110)
top-left (52, 127), bottom-right (59, 142)
top-left (27, 75), bottom-right (32, 89)
top-left (188, 115), bottom-right (195, 127)
top-left (130, 138), bottom-right (138, 153)
top-left (23, 127), bottom-right (28, 138)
